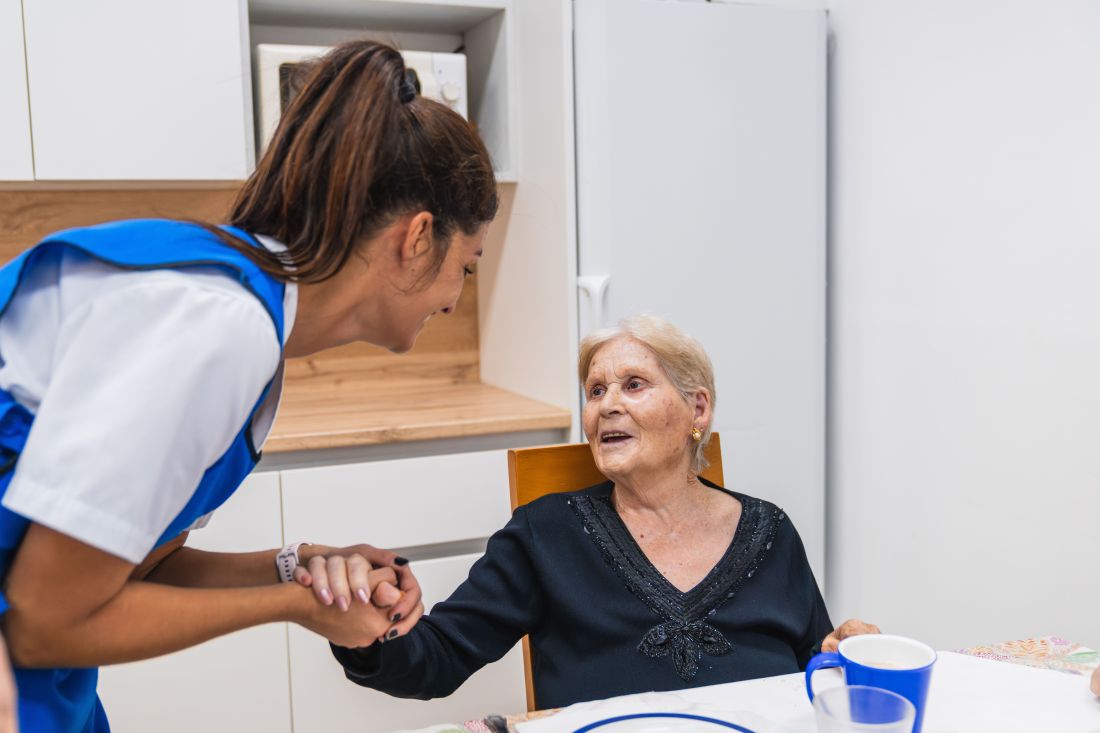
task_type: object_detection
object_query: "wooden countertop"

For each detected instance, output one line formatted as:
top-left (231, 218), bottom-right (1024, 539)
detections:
top-left (265, 352), bottom-right (573, 453)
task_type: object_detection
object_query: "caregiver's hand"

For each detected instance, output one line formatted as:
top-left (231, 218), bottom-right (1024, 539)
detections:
top-left (295, 566), bottom-right (402, 648)
top-left (1091, 665), bottom-right (1099, 697)
top-left (821, 618), bottom-right (881, 653)
top-left (294, 544), bottom-right (424, 640)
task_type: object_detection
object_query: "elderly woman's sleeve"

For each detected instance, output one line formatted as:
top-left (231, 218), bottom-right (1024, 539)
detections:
top-left (785, 518), bottom-right (834, 669)
top-left (330, 505), bottom-right (544, 699)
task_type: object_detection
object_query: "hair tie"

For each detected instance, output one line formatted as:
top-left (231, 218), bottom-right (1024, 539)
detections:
top-left (399, 70), bottom-right (420, 104)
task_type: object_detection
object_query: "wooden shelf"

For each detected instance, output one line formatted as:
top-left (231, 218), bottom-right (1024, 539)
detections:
top-left (266, 353), bottom-right (571, 452)
top-left (249, 0), bottom-right (507, 33)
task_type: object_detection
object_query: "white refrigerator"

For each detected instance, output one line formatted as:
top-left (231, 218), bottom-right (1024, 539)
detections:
top-left (574, 0), bottom-right (828, 580)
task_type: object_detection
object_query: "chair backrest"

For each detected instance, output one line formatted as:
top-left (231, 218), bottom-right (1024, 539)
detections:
top-left (505, 434), bottom-right (724, 710)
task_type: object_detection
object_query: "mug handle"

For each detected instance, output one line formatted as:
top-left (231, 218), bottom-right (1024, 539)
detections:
top-left (804, 652), bottom-right (843, 701)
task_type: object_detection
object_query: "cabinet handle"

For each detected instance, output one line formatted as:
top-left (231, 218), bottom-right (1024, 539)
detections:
top-left (577, 274), bottom-right (611, 333)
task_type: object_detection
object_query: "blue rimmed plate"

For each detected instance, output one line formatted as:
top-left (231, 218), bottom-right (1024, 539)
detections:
top-left (572, 713), bottom-right (758, 733)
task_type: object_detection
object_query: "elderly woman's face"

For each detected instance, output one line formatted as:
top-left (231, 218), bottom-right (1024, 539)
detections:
top-left (582, 337), bottom-right (697, 481)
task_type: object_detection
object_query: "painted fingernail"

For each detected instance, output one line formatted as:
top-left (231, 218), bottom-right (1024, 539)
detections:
top-left (387, 629), bottom-right (399, 640)
top-left (357, 589), bottom-right (370, 604)
top-left (393, 556), bottom-right (409, 566)
top-left (319, 588), bottom-right (333, 605)
top-left (390, 612), bottom-right (402, 623)
top-left (337, 597), bottom-right (349, 612)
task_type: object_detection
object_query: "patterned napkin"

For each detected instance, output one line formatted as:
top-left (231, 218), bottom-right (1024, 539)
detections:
top-left (955, 635), bottom-right (1099, 676)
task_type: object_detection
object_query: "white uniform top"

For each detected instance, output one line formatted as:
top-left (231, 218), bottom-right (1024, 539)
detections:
top-left (0, 235), bottom-right (297, 564)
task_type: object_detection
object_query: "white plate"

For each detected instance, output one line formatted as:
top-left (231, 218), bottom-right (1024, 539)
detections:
top-left (572, 713), bottom-right (758, 733)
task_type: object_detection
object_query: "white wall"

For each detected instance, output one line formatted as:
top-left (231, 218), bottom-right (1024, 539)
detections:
top-left (828, 0), bottom-right (1100, 651)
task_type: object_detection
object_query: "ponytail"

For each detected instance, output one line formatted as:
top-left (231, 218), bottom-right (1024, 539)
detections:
top-left (216, 40), bottom-right (498, 283)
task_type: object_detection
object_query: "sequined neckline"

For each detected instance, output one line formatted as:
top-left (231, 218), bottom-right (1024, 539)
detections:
top-left (569, 479), bottom-right (785, 682)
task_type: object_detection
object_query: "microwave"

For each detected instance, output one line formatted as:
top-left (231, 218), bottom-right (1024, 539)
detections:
top-left (254, 43), bottom-right (469, 153)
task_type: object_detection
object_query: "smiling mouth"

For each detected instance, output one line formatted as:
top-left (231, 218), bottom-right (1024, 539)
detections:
top-left (600, 431), bottom-right (633, 444)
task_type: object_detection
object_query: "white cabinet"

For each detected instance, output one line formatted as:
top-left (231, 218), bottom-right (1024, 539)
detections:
top-left (280, 450), bottom-right (513, 550)
top-left (281, 450), bottom-right (525, 732)
top-left (21, 0), bottom-right (253, 181)
top-left (0, 0), bottom-right (34, 180)
top-left (287, 553), bottom-right (526, 733)
top-left (97, 449), bottom-right (526, 733)
top-left (97, 472), bottom-right (291, 733)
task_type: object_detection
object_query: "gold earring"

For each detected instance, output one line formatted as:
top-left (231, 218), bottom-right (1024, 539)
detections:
top-left (691, 427), bottom-right (703, 442)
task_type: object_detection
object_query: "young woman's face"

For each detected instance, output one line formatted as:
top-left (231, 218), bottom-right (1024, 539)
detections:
top-left (382, 224), bottom-right (488, 353)
top-left (286, 215), bottom-right (490, 358)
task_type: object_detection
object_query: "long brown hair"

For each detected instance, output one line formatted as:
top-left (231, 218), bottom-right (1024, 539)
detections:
top-left (219, 40), bottom-right (498, 283)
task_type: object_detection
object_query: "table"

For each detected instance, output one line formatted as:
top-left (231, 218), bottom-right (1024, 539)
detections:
top-left (405, 637), bottom-right (1100, 733)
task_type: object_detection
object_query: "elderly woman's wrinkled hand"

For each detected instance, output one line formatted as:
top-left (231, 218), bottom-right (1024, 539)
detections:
top-left (820, 618), bottom-right (881, 653)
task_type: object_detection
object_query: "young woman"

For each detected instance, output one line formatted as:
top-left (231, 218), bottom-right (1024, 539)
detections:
top-left (0, 40), bottom-right (497, 732)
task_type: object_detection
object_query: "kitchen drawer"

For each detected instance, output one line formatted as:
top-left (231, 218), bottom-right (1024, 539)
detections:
top-left (288, 552), bottom-right (526, 733)
top-left (281, 450), bottom-right (514, 550)
top-left (97, 472), bottom-right (291, 733)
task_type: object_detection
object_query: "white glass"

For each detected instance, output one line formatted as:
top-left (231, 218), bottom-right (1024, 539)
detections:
top-left (813, 685), bottom-right (916, 733)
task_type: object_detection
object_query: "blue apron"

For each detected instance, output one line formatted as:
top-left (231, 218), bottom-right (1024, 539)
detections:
top-left (0, 219), bottom-right (287, 732)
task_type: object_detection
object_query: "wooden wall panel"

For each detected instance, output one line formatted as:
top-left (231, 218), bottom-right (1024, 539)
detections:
top-left (0, 188), bottom-right (238, 262)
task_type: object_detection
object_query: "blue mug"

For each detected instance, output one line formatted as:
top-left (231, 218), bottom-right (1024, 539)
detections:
top-left (805, 634), bottom-right (936, 733)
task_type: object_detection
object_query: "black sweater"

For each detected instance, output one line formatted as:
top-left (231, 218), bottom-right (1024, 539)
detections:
top-left (332, 480), bottom-right (832, 710)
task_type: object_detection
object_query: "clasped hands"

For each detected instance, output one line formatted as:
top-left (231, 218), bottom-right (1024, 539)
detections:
top-left (291, 543), bottom-right (425, 649)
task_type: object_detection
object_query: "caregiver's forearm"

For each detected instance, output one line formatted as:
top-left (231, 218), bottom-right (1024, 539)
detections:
top-left (5, 580), bottom-right (307, 668)
top-left (3, 523), bottom-right (391, 668)
top-left (143, 545), bottom-right (283, 587)
top-left (145, 541), bottom-right (347, 588)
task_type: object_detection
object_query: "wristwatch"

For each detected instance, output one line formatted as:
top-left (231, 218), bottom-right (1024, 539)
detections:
top-left (276, 541), bottom-right (312, 583)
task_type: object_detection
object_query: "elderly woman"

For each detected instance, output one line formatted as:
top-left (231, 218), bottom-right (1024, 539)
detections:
top-left (328, 315), bottom-right (877, 708)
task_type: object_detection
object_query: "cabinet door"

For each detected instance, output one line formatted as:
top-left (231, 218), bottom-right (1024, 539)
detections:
top-left (22, 0), bottom-right (253, 180)
top-left (0, 0), bottom-right (33, 180)
top-left (575, 0), bottom-right (828, 580)
top-left (97, 472), bottom-right (291, 733)
top-left (281, 450), bottom-right (513, 549)
top-left (288, 553), bottom-right (526, 733)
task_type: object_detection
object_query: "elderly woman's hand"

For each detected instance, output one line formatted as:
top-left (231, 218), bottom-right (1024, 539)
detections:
top-left (293, 543), bottom-right (425, 642)
top-left (1091, 665), bottom-right (1100, 697)
top-left (821, 618), bottom-right (881, 653)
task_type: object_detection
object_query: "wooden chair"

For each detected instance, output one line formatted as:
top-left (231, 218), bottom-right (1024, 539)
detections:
top-left (506, 434), bottom-right (724, 711)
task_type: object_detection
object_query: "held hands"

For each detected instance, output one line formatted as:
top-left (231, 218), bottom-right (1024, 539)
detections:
top-left (294, 543), bottom-right (425, 644)
top-left (293, 565), bottom-right (402, 648)
top-left (820, 618), bottom-right (882, 653)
